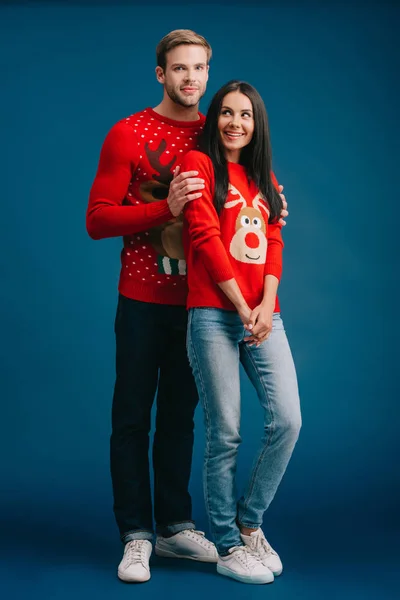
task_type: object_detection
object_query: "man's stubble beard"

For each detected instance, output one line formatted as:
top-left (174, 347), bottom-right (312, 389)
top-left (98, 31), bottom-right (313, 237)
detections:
top-left (165, 82), bottom-right (206, 108)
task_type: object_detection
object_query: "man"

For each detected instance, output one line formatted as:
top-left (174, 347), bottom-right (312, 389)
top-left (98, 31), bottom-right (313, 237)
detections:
top-left (86, 29), bottom-right (288, 583)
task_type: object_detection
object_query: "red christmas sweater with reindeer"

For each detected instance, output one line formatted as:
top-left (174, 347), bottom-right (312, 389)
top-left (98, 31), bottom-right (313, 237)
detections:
top-left (182, 151), bottom-right (283, 312)
top-left (87, 108), bottom-right (205, 305)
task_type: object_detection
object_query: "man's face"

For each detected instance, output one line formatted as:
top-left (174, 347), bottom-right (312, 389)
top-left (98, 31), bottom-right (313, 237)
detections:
top-left (156, 45), bottom-right (209, 108)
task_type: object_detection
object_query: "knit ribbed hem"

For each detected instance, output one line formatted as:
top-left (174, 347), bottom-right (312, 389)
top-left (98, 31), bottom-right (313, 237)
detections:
top-left (187, 291), bottom-right (280, 313)
top-left (119, 278), bottom-right (188, 306)
top-left (265, 262), bottom-right (282, 281)
top-left (211, 266), bottom-right (235, 284)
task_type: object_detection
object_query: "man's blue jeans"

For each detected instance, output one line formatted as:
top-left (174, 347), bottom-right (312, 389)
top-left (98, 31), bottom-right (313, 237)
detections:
top-left (187, 308), bottom-right (301, 556)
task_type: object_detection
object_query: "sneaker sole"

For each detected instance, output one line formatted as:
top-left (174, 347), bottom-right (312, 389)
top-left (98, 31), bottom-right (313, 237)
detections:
top-left (217, 564), bottom-right (274, 585)
top-left (155, 546), bottom-right (218, 563)
top-left (117, 569), bottom-right (151, 583)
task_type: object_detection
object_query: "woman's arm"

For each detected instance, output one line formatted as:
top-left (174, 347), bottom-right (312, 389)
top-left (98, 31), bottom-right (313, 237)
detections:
top-left (182, 152), bottom-right (251, 323)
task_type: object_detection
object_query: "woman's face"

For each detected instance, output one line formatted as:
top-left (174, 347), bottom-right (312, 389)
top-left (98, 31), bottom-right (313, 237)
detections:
top-left (218, 91), bottom-right (254, 163)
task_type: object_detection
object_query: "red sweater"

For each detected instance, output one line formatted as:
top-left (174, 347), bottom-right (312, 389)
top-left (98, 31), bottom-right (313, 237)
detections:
top-left (87, 108), bottom-right (205, 305)
top-left (182, 151), bottom-right (283, 312)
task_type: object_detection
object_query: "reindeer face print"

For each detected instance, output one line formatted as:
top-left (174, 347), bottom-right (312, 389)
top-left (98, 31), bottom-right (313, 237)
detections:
top-left (225, 184), bottom-right (269, 265)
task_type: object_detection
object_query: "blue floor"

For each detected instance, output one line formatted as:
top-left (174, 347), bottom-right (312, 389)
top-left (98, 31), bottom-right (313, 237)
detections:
top-left (1, 505), bottom-right (397, 600)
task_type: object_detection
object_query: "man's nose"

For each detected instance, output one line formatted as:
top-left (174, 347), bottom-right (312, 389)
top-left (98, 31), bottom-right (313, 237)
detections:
top-left (185, 69), bottom-right (197, 82)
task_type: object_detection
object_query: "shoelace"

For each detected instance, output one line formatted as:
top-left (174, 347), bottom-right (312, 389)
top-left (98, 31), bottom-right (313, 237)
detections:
top-left (125, 540), bottom-right (147, 565)
top-left (252, 533), bottom-right (274, 557)
top-left (184, 529), bottom-right (213, 548)
top-left (232, 545), bottom-right (261, 568)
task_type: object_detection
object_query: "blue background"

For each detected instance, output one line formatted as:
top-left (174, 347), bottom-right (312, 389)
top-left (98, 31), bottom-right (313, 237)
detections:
top-left (1, 1), bottom-right (399, 598)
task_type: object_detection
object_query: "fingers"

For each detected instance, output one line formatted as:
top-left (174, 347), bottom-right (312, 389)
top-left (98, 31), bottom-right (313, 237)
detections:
top-left (245, 332), bottom-right (271, 347)
top-left (173, 165), bottom-right (180, 179)
top-left (184, 192), bottom-right (203, 202)
top-left (173, 170), bottom-right (201, 185)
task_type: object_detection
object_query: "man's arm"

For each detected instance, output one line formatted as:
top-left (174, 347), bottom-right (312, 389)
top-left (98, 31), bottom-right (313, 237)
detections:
top-left (86, 122), bottom-right (204, 240)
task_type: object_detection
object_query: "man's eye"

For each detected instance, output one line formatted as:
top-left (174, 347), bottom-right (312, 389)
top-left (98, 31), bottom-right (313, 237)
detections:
top-left (175, 67), bottom-right (184, 71)
top-left (195, 65), bottom-right (204, 70)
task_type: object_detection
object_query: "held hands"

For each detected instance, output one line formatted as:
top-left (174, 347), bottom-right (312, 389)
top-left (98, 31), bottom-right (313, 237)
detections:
top-left (167, 166), bottom-right (205, 217)
top-left (278, 185), bottom-right (288, 226)
top-left (237, 302), bottom-right (272, 347)
top-left (244, 303), bottom-right (274, 347)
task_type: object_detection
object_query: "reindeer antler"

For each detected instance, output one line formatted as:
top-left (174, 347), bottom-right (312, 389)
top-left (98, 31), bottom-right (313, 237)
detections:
top-left (252, 193), bottom-right (270, 218)
top-left (144, 140), bottom-right (177, 184)
top-left (225, 184), bottom-right (247, 209)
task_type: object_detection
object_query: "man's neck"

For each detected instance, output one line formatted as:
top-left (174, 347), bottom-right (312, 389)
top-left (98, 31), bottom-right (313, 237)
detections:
top-left (153, 96), bottom-right (200, 122)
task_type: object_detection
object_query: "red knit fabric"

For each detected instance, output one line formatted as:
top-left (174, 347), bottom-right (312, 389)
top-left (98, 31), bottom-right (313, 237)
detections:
top-left (87, 108), bottom-right (205, 305)
top-left (182, 151), bottom-right (283, 312)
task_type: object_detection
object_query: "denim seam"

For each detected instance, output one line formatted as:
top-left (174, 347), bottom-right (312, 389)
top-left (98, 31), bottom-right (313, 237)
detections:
top-left (238, 343), bottom-right (275, 525)
top-left (187, 317), bottom-right (218, 547)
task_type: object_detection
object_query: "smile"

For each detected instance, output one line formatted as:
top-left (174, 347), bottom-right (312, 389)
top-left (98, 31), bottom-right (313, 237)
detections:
top-left (224, 132), bottom-right (245, 141)
top-left (245, 254), bottom-right (260, 260)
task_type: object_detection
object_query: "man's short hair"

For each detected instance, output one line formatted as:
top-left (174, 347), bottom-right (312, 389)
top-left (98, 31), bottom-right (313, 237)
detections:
top-left (156, 29), bottom-right (212, 71)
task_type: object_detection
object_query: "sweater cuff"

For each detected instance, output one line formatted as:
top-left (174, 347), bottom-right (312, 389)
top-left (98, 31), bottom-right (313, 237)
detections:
top-left (154, 199), bottom-right (174, 220)
top-left (265, 262), bottom-right (282, 281)
top-left (210, 264), bottom-right (235, 284)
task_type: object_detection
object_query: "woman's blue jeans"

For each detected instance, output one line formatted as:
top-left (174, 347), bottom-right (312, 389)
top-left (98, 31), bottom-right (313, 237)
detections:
top-left (187, 308), bottom-right (301, 556)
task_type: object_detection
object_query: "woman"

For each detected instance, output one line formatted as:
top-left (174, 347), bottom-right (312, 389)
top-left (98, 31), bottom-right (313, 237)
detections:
top-left (181, 81), bottom-right (301, 585)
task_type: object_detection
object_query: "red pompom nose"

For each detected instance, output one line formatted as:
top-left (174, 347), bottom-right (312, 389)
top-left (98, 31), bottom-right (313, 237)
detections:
top-left (245, 232), bottom-right (260, 249)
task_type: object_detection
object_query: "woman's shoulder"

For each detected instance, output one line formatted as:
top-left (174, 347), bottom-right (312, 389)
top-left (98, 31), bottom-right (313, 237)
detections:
top-left (180, 150), bottom-right (213, 171)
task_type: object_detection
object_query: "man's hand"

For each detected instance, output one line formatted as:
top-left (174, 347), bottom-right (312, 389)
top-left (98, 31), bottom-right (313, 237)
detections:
top-left (244, 304), bottom-right (273, 347)
top-left (167, 166), bottom-right (205, 217)
top-left (278, 185), bottom-right (288, 226)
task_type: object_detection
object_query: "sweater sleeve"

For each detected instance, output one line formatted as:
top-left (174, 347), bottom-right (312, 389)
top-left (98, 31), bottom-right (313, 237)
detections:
top-left (86, 121), bottom-right (173, 240)
top-left (182, 152), bottom-right (235, 283)
top-left (264, 170), bottom-right (284, 279)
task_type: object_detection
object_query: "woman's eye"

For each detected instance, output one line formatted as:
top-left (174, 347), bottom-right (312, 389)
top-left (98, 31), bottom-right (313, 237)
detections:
top-left (252, 217), bottom-right (262, 228)
top-left (241, 215), bottom-right (251, 227)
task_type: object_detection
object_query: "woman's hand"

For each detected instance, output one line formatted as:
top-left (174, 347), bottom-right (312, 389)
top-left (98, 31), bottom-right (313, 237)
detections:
top-left (244, 304), bottom-right (273, 347)
top-left (237, 302), bottom-right (253, 329)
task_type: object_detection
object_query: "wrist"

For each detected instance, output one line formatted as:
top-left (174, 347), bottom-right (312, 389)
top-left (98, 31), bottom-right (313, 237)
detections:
top-left (260, 298), bottom-right (275, 313)
top-left (236, 299), bottom-right (249, 313)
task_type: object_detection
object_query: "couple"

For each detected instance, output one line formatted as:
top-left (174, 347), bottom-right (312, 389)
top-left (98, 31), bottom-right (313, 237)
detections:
top-left (87, 29), bottom-right (301, 585)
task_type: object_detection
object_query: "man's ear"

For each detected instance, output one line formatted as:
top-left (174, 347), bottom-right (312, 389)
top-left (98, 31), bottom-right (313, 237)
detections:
top-left (206, 64), bottom-right (210, 83)
top-left (155, 66), bottom-right (165, 84)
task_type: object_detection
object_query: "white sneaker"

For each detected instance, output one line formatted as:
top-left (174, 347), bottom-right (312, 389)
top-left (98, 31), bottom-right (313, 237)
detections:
top-left (117, 539), bottom-right (152, 583)
top-left (155, 529), bottom-right (218, 563)
top-left (241, 528), bottom-right (283, 576)
top-left (217, 545), bottom-right (274, 584)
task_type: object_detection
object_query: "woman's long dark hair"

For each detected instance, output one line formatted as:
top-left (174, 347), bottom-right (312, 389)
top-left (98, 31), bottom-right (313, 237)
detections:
top-left (200, 80), bottom-right (282, 221)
